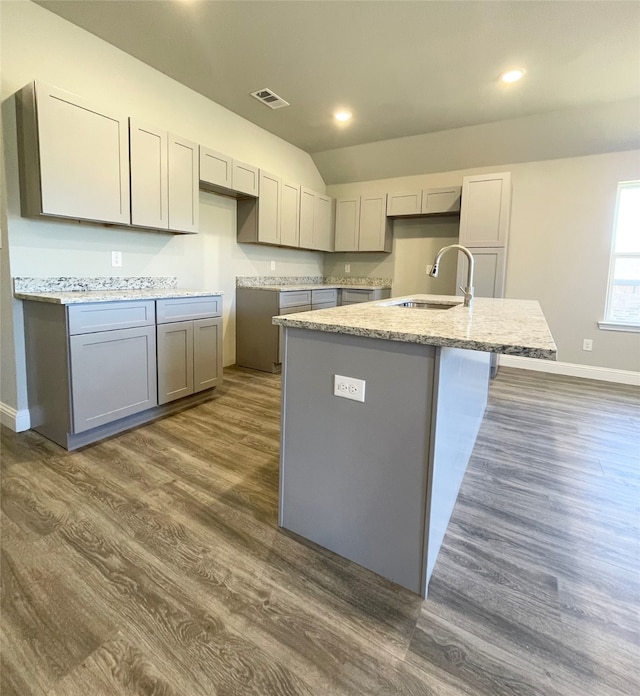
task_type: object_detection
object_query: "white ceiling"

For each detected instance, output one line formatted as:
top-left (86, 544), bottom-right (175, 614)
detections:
top-left (35, 0), bottom-right (640, 155)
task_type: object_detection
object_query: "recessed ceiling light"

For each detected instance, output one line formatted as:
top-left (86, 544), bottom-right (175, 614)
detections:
top-left (334, 111), bottom-right (352, 122)
top-left (500, 69), bottom-right (525, 83)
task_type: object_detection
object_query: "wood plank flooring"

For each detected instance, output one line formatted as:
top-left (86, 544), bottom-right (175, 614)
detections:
top-left (1, 366), bottom-right (638, 695)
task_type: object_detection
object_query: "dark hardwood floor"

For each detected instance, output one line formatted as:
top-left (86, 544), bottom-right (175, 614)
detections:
top-left (1, 366), bottom-right (638, 695)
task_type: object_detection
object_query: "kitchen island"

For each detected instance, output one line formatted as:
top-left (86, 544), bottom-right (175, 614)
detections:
top-left (273, 295), bottom-right (556, 597)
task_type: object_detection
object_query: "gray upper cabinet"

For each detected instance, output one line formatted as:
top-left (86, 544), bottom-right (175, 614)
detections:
top-left (459, 172), bottom-right (511, 247)
top-left (314, 193), bottom-right (333, 252)
top-left (168, 133), bottom-right (199, 234)
top-left (386, 187), bottom-right (461, 217)
top-left (16, 81), bottom-right (197, 233)
top-left (200, 147), bottom-right (232, 190)
top-left (386, 191), bottom-right (421, 216)
top-left (130, 120), bottom-right (169, 229)
top-left (334, 196), bottom-right (360, 251)
top-left (258, 170), bottom-right (281, 245)
top-left (16, 81), bottom-right (130, 225)
top-left (422, 187), bottom-right (461, 215)
top-left (232, 160), bottom-right (259, 197)
top-left (200, 146), bottom-right (259, 198)
top-left (335, 193), bottom-right (392, 252)
top-left (299, 187), bottom-right (333, 252)
top-left (237, 170), bottom-right (282, 246)
top-left (280, 180), bottom-right (300, 248)
top-left (130, 123), bottom-right (199, 234)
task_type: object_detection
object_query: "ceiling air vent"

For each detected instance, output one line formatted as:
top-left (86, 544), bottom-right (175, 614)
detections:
top-left (251, 88), bottom-right (290, 110)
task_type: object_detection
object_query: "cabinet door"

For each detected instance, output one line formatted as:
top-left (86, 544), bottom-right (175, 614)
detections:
top-left (359, 194), bottom-right (388, 251)
top-left (29, 82), bottom-right (130, 224)
top-left (299, 187), bottom-right (316, 249)
top-left (421, 187), bottom-right (461, 215)
top-left (157, 321), bottom-right (194, 405)
top-left (459, 173), bottom-right (511, 247)
top-left (387, 191), bottom-right (421, 216)
top-left (257, 170), bottom-right (281, 244)
top-left (280, 181), bottom-right (300, 247)
top-left (193, 317), bottom-right (223, 392)
top-left (130, 120), bottom-right (169, 229)
top-left (232, 160), bottom-right (259, 196)
top-left (168, 134), bottom-right (199, 233)
top-left (456, 247), bottom-right (506, 298)
top-left (334, 197), bottom-right (360, 252)
top-left (314, 194), bottom-right (333, 252)
top-left (200, 146), bottom-right (232, 189)
top-left (69, 326), bottom-right (157, 433)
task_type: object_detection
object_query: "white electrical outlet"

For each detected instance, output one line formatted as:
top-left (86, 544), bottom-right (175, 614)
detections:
top-left (345, 264), bottom-right (351, 273)
top-left (583, 338), bottom-right (593, 351)
top-left (111, 250), bottom-right (123, 267)
top-left (333, 374), bottom-right (366, 402)
top-left (270, 260), bottom-right (276, 271)
top-left (426, 264), bottom-right (433, 275)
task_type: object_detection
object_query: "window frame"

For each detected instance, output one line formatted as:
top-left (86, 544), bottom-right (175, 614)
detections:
top-left (600, 180), bottom-right (640, 332)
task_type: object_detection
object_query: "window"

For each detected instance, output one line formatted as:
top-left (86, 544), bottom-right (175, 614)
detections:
top-left (603, 181), bottom-right (640, 328)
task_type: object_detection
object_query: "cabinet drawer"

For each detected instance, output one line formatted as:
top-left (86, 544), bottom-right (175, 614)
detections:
top-left (278, 304), bottom-right (312, 316)
top-left (156, 296), bottom-right (222, 323)
top-left (340, 289), bottom-right (373, 304)
top-left (311, 301), bottom-right (337, 310)
top-left (278, 291), bottom-right (311, 309)
top-left (67, 301), bottom-right (155, 335)
top-left (311, 288), bottom-right (338, 305)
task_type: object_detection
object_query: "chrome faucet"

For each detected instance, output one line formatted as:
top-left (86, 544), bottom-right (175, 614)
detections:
top-left (429, 244), bottom-right (475, 307)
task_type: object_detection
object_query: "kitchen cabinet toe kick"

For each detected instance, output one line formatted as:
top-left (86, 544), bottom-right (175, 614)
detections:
top-left (62, 389), bottom-right (217, 451)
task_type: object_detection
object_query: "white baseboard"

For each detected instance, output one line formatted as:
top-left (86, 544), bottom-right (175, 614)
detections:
top-left (499, 356), bottom-right (640, 386)
top-left (0, 402), bottom-right (31, 432)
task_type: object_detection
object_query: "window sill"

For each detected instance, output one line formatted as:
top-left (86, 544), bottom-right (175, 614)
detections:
top-left (598, 321), bottom-right (640, 333)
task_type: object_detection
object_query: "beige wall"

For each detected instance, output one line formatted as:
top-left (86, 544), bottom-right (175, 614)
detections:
top-left (1, 0), bottom-right (327, 415)
top-left (325, 151), bottom-right (640, 372)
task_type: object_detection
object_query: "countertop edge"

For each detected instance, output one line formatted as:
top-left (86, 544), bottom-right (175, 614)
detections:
top-left (273, 295), bottom-right (558, 360)
top-left (15, 289), bottom-right (224, 305)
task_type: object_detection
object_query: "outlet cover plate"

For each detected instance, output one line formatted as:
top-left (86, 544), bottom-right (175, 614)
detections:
top-left (334, 374), bottom-right (366, 403)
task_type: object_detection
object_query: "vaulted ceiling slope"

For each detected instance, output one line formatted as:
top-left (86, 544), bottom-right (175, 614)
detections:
top-left (35, 1), bottom-right (640, 183)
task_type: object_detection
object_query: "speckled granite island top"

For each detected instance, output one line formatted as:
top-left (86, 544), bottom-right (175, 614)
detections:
top-left (273, 294), bottom-right (557, 359)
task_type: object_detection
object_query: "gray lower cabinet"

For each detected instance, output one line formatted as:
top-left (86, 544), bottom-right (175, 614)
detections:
top-left (156, 297), bottom-right (223, 405)
top-left (69, 325), bottom-right (157, 433)
top-left (157, 317), bottom-right (223, 405)
top-left (236, 286), bottom-right (393, 373)
top-left (237, 288), bottom-right (339, 372)
top-left (23, 295), bottom-right (222, 449)
top-left (340, 287), bottom-right (391, 305)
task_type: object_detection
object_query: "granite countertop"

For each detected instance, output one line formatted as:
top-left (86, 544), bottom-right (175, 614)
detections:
top-left (273, 294), bottom-right (557, 360)
top-left (247, 283), bottom-right (391, 292)
top-left (15, 288), bottom-right (223, 305)
top-left (13, 276), bottom-right (222, 305)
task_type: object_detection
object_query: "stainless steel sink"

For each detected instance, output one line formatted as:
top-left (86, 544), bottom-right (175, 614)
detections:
top-left (394, 301), bottom-right (458, 310)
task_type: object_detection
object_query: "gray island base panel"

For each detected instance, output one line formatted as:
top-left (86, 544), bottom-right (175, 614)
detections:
top-left (276, 294), bottom-right (556, 597)
top-left (279, 327), bottom-right (490, 597)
